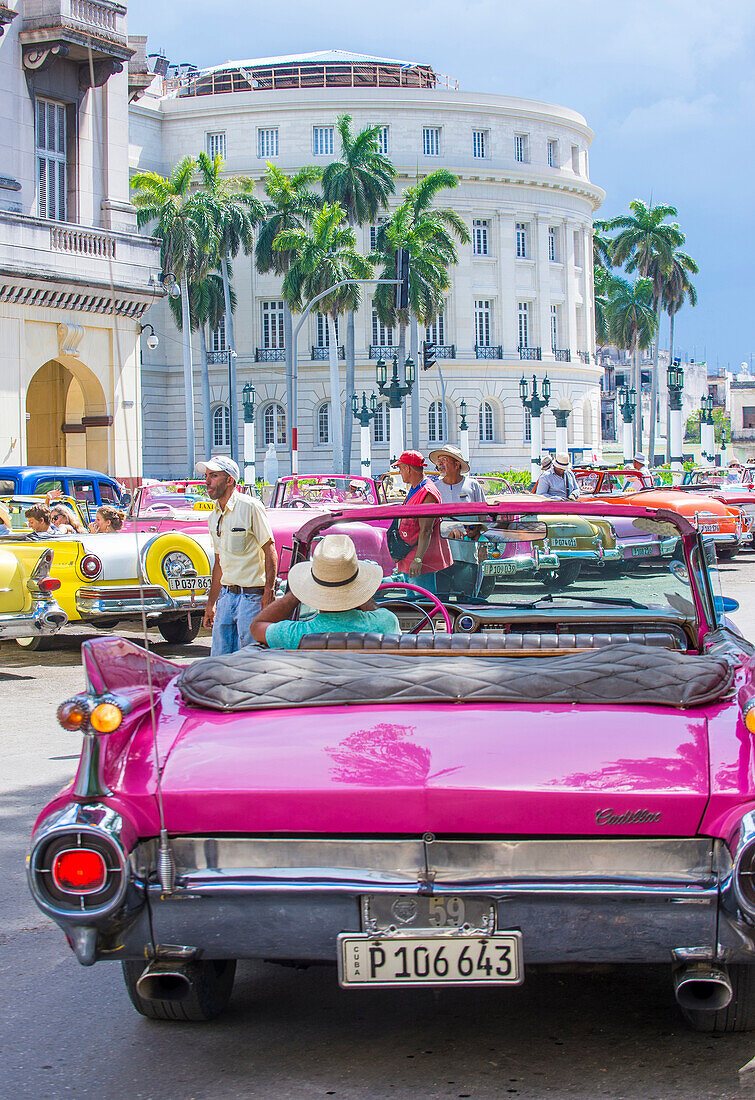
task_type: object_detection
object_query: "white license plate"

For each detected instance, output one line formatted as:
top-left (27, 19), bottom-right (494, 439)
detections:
top-left (167, 575), bottom-right (211, 590)
top-left (552, 537), bottom-right (577, 547)
top-left (338, 933), bottom-right (523, 987)
top-left (631, 545), bottom-right (653, 557)
top-left (483, 561), bottom-right (517, 576)
top-left (700, 524), bottom-right (718, 533)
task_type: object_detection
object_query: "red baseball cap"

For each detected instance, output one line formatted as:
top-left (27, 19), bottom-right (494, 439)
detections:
top-left (390, 450), bottom-right (426, 469)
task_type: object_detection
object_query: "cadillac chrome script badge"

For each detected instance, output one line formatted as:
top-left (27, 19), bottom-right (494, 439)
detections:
top-left (596, 808), bottom-right (662, 825)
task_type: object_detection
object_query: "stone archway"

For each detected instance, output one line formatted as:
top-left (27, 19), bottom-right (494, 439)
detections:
top-left (26, 358), bottom-right (109, 470)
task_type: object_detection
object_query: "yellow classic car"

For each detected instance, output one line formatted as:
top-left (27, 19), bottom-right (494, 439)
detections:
top-left (0, 541), bottom-right (67, 641)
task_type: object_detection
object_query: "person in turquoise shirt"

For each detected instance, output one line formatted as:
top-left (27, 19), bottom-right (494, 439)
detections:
top-left (251, 533), bottom-right (399, 648)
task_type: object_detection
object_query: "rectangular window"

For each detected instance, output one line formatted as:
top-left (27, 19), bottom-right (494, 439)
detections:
top-left (515, 222), bottom-right (529, 259)
top-left (743, 407), bottom-right (755, 430)
top-left (313, 126), bottom-right (334, 156)
top-left (206, 131), bottom-right (226, 160)
top-left (524, 407), bottom-right (532, 443)
top-left (318, 403), bottom-right (330, 445)
top-left (547, 139), bottom-right (558, 167)
top-left (210, 314), bottom-right (226, 352)
top-left (213, 405), bottom-right (230, 448)
top-left (36, 99), bottom-right (67, 221)
top-left (377, 126), bottom-right (389, 155)
top-left (372, 401), bottom-right (388, 444)
top-left (473, 219), bottom-right (489, 256)
top-left (369, 221), bottom-right (387, 251)
top-left (262, 300), bottom-right (285, 349)
top-left (550, 305), bottom-right (559, 352)
top-left (472, 129), bottom-right (488, 158)
top-left (573, 230), bottom-right (582, 267)
top-left (514, 133), bottom-right (529, 163)
top-left (257, 128), bottom-right (279, 158)
top-left (423, 127), bottom-right (440, 156)
top-left (426, 310), bottom-right (445, 346)
top-left (316, 313), bottom-right (339, 347)
top-left (518, 301), bottom-right (530, 349)
top-left (475, 300), bottom-right (491, 347)
top-left (372, 308), bottom-right (394, 347)
top-left (548, 226), bottom-right (559, 262)
top-left (571, 144), bottom-right (580, 173)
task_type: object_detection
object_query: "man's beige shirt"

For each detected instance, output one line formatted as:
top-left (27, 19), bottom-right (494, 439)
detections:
top-left (209, 489), bottom-right (274, 587)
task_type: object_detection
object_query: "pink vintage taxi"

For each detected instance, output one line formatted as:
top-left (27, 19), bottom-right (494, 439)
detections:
top-left (27, 498), bottom-right (755, 1032)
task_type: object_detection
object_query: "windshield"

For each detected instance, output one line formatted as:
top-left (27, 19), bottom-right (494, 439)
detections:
top-left (136, 481), bottom-right (212, 516)
top-left (278, 476), bottom-right (377, 506)
top-left (293, 505), bottom-right (701, 632)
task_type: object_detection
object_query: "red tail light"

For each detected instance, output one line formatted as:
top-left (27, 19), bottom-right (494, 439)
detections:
top-left (52, 849), bottom-right (108, 894)
top-left (37, 577), bottom-right (61, 592)
top-left (80, 554), bottom-right (102, 579)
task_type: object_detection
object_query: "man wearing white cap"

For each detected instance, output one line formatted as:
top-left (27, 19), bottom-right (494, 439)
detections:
top-left (631, 452), bottom-right (654, 488)
top-left (535, 453), bottom-right (580, 501)
top-left (251, 534), bottom-right (400, 648)
top-left (197, 455), bottom-right (277, 655)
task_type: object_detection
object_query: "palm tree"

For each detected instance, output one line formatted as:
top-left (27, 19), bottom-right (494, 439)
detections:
top-left (131, 156), bottom-right (216, 474)
top-left (592, 219), bottom-right (614, 271)
top-left (322, 115), bottom-right (396, 471)
top-left (607, 276), bottom-right (657, 446)
top-left (663, 248), bottom-right (698, 374)
top-left (254, 164), bottom-right (322, 452)
top-left (372, 170), bottom-right (469, 445)
top-left (196, 152), bottom-right (264, 458)
top-left (169, 272), bottom-right (234, 457)
top-left (593, 265), bottom-right (618, 349)
top-left (605, 200), bottom-right (684, 459)
top-left (273, 202), bottom-right (373, 473)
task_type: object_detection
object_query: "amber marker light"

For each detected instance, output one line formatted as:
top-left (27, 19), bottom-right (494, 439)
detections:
top-left (57, 698), bottom-right (90, 731)
top-left (738, 686), bottom-right (755, 735)
top-left (90, 702), bottom-right (123, 733)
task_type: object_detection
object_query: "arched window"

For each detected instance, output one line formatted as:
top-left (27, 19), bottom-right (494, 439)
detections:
top-left (263, 402), bottom-right (286, 446)
top-left (372, 401), bottom-right (389, 444)
top-left (428, 400), bottom-right (445, 443)
top-left (317, 402), bottom-right (330, 445)
top-left (524, 408), bottom-right (532, 443)
top-left (212, 404), bottom-right (230, 448)
top-left (583, 400), bottom-right (593, 445)
top-left (479, 401), bottom-right (494, 443)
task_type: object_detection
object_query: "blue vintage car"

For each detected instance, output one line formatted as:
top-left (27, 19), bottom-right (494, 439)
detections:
top-left (0, 466), bottom-right (125, 522)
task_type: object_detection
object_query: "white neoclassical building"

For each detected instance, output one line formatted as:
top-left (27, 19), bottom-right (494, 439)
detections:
top-left (130, 50), bottom-right (606, 478)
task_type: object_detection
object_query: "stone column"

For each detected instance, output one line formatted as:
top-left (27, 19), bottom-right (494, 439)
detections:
top-left (668, 388), bottom-right (683, 483)
top-left (534, 215), bottom-right (553, 356)
top-left (563, 221), bottom-right (579, 356)
top-left (530, 412), bottom-right (543, 480)
top-left (553, 408), bottom-right (570, 458)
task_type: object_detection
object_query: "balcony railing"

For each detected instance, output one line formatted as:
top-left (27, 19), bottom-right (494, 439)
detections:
top-left (476, 345), bottom-right (503, 360)
top-left (553, 348), bottom-right (571, 363)
top-left (370, 344), bottom-right (396, 359)
top-left (255, 347), bottom-right (286, 362)
top-left (577, 350), bottom-right (590, 364)
top-left (518, 346), bottom-right (542, 361)
top-left (206, 350), bottom-right (230, 364)
top-left (20, 0), bottom-right (132, 84)
top-left (50, 225), bottom-right (116, 258)
top-left (311, 345), bottom-right (345, 360)
top-left (435, 344), bottom-right (456, 359)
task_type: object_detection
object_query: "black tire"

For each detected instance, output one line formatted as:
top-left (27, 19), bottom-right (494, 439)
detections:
top-left (15, 635), bottom-right (53, 652)
top-left (717, 545), bottom-right (738, 562)
top-left (157, 615), bottom-right (202, 644)
top-left (679, 965), bottom-right (755, 1033)
top-left (540, 560), bottom-right (581, 591)
top-left (121, 959), bottom-right (236, 1022)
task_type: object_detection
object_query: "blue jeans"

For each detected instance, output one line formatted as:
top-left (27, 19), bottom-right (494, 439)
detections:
top-left (211, 587), bottom-right (263, 656)
top-left (394, 572), bottom-right (438, 594)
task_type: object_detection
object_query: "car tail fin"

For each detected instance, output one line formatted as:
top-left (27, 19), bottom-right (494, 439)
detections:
top-left (82, 636), bottom-right (180, 695)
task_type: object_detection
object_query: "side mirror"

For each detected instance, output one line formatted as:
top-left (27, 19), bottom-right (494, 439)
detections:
top-left (120, 491), bottom-right (132, 508)
top-left (668, 560), bottom-right (690, 586)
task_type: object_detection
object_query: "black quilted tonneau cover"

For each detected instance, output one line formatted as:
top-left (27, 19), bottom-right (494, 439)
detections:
top-left (176, 642), bottom-right (734, 712)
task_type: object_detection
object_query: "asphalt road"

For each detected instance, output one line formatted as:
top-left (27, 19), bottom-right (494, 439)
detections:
top-left (2, 563), bottom-right (755, 1100)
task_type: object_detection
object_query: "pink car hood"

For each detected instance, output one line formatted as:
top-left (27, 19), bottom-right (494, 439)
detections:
top-left (117, 679), bottom-right (712, 837)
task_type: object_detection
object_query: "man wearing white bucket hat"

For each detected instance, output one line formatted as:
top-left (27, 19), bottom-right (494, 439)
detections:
top-left (535, 453), bottom-right (580, 501)
top-left (251, 534), bottom-right (400, 648)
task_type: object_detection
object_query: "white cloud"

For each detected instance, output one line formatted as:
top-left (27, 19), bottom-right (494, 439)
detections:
top-left (617, 93), bottom-right (719, 137)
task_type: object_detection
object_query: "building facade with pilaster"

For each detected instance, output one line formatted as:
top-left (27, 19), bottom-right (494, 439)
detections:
top-left (130, 51), bottom-right (605, 477)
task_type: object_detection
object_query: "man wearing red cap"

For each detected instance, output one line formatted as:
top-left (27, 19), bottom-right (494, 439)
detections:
top-left (389, 450), bottom-right (452, 593)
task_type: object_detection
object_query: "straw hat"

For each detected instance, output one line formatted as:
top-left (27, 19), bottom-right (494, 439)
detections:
top-left (428, 444), bottom-right (470, 475)
top-left (287, 534), bottom-right (383, 612)
top-left (540, 454), bottom-right (553, 471)
top-left (553, 453), bottom-right (570, 471)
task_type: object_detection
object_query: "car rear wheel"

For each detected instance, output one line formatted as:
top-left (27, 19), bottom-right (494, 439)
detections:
top-left (15, 635), bottom-right (53, 652)
top-left (121, 959), bottom-right (236, 1022)
top-left (717, 545), bottom-right (738, 561)
top-left (157, 614), bottom-right (202, 644)
top-left (540, 560), bottom-right (581, 591)
top-left (679, 965), bottom-right (755, 1032)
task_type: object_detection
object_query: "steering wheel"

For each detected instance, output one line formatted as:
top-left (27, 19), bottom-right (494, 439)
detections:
top-left (375, 581), bottom-right (452, 635)
top-left (283, 497), bottom-right (314, 509)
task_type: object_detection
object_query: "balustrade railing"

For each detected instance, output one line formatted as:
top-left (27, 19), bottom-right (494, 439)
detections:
top-left (577, 350), bottom-right (590, 364)
top-left (554, 348), bottom-right (571, 362)
top-left (518, 346), bottom-right (542, 360)
top-left (475, 345), bottom-right (503, 360)
top-left (435, 344), bottom-right (456, 359)
top-left (68, 0), bottom-right (119, 31)
top-left (255, 348), bottom-right (286, 362)
top-left (50, 225), bottom-right (116, 258)
top-left (311, 345), bottom-right (345, 360)
top-left (207, 350), bottom-right (229, 364)
top-left (369, 344), bottom-right (396, 359)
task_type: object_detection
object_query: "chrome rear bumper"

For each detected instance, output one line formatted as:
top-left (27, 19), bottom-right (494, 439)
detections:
top-left (0, 597), bottom-right (67, 639)
top-left (75, 585), bottom-right (207, 618)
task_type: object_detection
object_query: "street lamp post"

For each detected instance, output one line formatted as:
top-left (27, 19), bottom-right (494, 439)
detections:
top-left (226, 349), bottom-right (239, 466)
top-left (666, 360), bottom-right (684, 483)
top-left (459, 399), bottom-right (470, 464)
top-left (519, 374), bottom-right (551, 481)
top-left (618, 386), bottom-right (637, 464)
top-left (242, 381), bottom-right (256, 492)
top-left (720, 424), bottom-right (728, 467)
top-left (351, 391), bottom-right (378, 476)
top-left (377, 354), bottom-right (415, 461)
top-left (700, 394), bottom-right (716, 467)
top-left (552, 409), bottom-right (571, 460)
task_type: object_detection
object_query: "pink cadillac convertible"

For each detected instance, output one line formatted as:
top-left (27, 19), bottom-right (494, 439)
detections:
top-left (28, 499), bottom-right (755, 1032)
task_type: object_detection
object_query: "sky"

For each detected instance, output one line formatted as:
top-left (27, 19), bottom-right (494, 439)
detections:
top-left (127, 0), bottom-right (755, 371)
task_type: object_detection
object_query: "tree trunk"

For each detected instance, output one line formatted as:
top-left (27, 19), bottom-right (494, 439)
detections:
top-left (327, 313), bottom-right (344, 474)
top-left (198, 324), bottom-right (212, 459)
top-left (647, 295), bottom-right (663, 466)
top-left (343, 310), bottom-right (355, 474)
top-left (410, 315), bottom-right (420, 449)
top-left (284, 303), bottom-right (293, 467)
top-left (666, 309), bottom-right (676, 460)
top-left (180, 272), bottom-right (196, 477)
top-left (220, 254), bottom-right (238, 464)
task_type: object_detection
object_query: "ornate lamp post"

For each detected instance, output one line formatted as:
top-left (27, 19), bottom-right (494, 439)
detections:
top-left (700, 394), bottom-right (716, 467)
top-left (552, 408), bottom-right (571, 460)
top-left (377, 353), bottom-right (415, 461)
top-left (351, 391), bottom-right (378, 477)
top-left (618, 386), bottom-right (637, 464)
top-left (459, 399), bottom-right (470, 464)
top-left (519, 374), bottom-right (550, 480)
top-left (241, 381), bottom-right (256, 491)
top-left (720, 423), bottom-right (728, 467)
top-left (666, 360), bottom-right (685, 483)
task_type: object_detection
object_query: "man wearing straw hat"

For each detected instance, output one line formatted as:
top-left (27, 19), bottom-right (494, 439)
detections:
top-left (251, 534), bottom-right (400, 648)
top-left (428, 444), bottom-right (486, 598)
top-left (535, 453), bottom-right (580, 501)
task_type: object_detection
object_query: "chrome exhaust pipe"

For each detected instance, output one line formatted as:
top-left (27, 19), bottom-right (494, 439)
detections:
top-left (673, 963), bottom-right (733, 1012)
top-left (136, 959), bottom-right (193, 1003)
